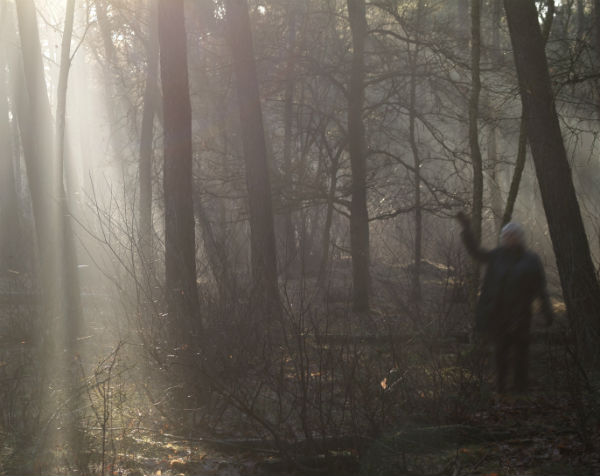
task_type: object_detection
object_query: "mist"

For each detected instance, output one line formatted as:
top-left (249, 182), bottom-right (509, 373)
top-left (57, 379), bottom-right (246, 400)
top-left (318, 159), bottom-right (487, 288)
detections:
top-left (0, 0), bottom-right (599, 474)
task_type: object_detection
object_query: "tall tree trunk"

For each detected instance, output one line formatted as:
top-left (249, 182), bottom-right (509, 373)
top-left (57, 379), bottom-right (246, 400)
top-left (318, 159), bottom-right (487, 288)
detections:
top-left (318, 138), bottom-right (343, 285)
top-left (457, 0), bottom-right (469, 45)
top-left (16, 0), bottom-right (83, 461)
top-left (56, 0), bottom-right (75, 184)
top-left (468, 0), bottom-right (483, 295)
top-left (347, 0), bottom-right (370, 312)
top-left (195, 198), bottom-right (232, 307)
top-left (501, 1), bottom-right (553, 227)
top-left (408, 0), bottom-right (424, 306)
top-left (501, 111), bottom-right (527, 227)
top-left (504, 0), bottom-right (600, 358)
top-left (594, 0), bottom-right (600, 117)
top-left (577, 0), bottom-right (585, 39)
top-left (281, 2), bottom-right (297, 276)
top-left (487, 0), bottom-right (504, 234)
top-left (224, 0), bottom-right (280, 318)
top-left (0, 2), bottom-right (20, 272)
top-left (139, 0), bottom-right (159, 270)
top-left (487, 127), bottom-right (504, 233)
top-left (55, 0), bottom-right (86, 463)
top-left (157, 0), bottom-right (201, 333)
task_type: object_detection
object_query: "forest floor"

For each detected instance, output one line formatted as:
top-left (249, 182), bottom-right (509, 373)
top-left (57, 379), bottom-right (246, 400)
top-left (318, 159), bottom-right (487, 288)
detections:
top-left (2, 266), bottom-right (599, 475)
top-left (87, 391), bottom-right (600, 476)
top-left (62, 317), bottom-right (600, 476)
top-left (2, 337), bottom-right (599, 476)
top-left (66, 355), bottom-right (599, 476)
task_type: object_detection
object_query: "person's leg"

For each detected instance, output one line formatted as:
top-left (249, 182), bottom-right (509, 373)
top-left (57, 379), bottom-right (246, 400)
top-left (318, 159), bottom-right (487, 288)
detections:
top-left (514, 329), bottom-right (531, 393)
top-left (495, 335), bottom-right (510, 394)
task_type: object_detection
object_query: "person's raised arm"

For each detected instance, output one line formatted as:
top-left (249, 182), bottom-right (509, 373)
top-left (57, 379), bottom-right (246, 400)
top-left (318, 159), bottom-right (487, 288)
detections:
top-left (455, 211), bottom-right (491, 263)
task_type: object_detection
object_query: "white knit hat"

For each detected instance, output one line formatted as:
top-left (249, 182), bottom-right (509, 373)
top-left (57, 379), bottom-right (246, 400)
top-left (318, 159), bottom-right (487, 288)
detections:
top-left (500, 221), bottom-right (525, 247)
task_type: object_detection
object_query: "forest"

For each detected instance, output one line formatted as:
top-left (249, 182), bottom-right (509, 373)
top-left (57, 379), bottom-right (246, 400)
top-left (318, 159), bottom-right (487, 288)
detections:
top-left (0, 0), bottom-right (600, 474)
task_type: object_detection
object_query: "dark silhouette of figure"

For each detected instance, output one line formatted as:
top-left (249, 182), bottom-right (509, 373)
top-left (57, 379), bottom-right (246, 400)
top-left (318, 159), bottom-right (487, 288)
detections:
top-left (456, 212), bottom-right (553, 393)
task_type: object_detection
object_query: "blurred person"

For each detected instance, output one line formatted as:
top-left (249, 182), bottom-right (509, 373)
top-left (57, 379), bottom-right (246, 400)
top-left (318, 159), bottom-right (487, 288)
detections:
top-left (456, 211), bottom-right (553, 393)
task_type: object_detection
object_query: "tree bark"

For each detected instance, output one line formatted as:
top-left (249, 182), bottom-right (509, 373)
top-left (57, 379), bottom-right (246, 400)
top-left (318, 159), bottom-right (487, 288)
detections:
top-left (468, 0), bottom-right (483, 297)
top-left (347, 0), bottom-right (370, 312)
top-left (501, 110), bottom-right (527, 227)
top-left (504, 0), bottom-right (600, 357)
top-left (594, 0), bottom-right (600, 117)
top-left (408, 0), bottom-right (424, 306)
top-left (318, 144), bottom-right (342, 285)
top-left (577, 0), bottom-right (585, 39)
top-left (139, 0), bottom-right (159, 270)
top-left (56, 0), bottom-right (75, 185)
top-left (0, 2), bottom-right (20, 272)
top-left (157, 0), bottom-right (201, 332)
top-left (224, 0), bottom-right (280, 317)
top-left (281, 2), bottom-right (297, 276)
top-left (487, 0), bottom-right (504, 233)
top-left (501, 1), bottom-right (553, 228)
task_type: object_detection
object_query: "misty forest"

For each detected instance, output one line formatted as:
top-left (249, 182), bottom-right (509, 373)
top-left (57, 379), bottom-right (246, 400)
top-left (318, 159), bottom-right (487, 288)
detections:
top-left (1, 0), bottom-right (600, 474)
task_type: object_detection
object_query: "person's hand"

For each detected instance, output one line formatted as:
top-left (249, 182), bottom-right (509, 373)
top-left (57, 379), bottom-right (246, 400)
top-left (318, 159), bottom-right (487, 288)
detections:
top-left (455, 211), bottom-right (470, 228)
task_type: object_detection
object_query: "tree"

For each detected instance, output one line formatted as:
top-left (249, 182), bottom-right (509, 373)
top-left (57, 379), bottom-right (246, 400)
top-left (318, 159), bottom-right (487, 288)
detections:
top-left (468, 0), bottom-right (483, 294)
top-left (594, 0), bottom-right (600, 116)
top-left (0, 1), bottom-right (19, 272)
top-left (224, 0), bottom-right (280, 317)
top-left (139, 0), bottom-right (159, 269)
top-left (15, 0), bottom-right (84, 462)
top-left (157, 0), bottom-right (201, 333)
top-left (347, 0), bottom-right (370, 312)
top-left (408, 0), bottom-right (424, 306)
top-left (504, 0), bottom-right (600, 357)
top-left (501, 0), bottom-right (554, 227)
top-left (281, 0), bottom-right (298, 276)
top-left (15, 0), bottom-right (83, 338)
top-left (56, 0), bottom-right (75, 183)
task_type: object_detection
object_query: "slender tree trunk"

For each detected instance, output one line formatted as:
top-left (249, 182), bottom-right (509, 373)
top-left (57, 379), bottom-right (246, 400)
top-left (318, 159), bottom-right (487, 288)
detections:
top-left (224, 0), bottom-right (280, 317)
top-left (195, 198), bottom-right (232, 307)
top-left (577, 0), bottom-right (585, 39)
top-left (501, 110), bottom-right (527, 227)
top-left (487, 127), bottom-right (504, 233)
top-left (504, 0), bottom-right (600, 358)
top-left (56, 0), bottom-right (74, 185)
top-left (318, 139), bottom-right (343, 285)
top-left (139, 0), bottom-right (159, 269)
top-left (347, 0), bottom-right (370, 312)
top-left (55, 0), bottom-right (83, 343)
top-left (468, 0), bottom-right (483, 295)
top-left (457, 0), bottom-right (469, 44)
top-left (282, 3), bottom-right (297, 276)
top-left (487, 0), bottom-right (504, 234)
top-left (0, 3), bottom-right (20, 272)
top-left (594, 0), bottom-right (600, 117)
top-left (595, 0), bottom-right (600, 52)
top-left (55, 2), bottom-right (86, 461)
top-left (408, 0), bottom-right (424, 306)
top-left (157, 0), bottom-right (201, 333)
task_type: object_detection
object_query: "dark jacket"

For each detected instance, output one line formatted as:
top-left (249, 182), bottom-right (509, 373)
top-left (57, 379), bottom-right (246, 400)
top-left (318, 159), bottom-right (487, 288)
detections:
top-left (462, 228), bottom-right (553, 334)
